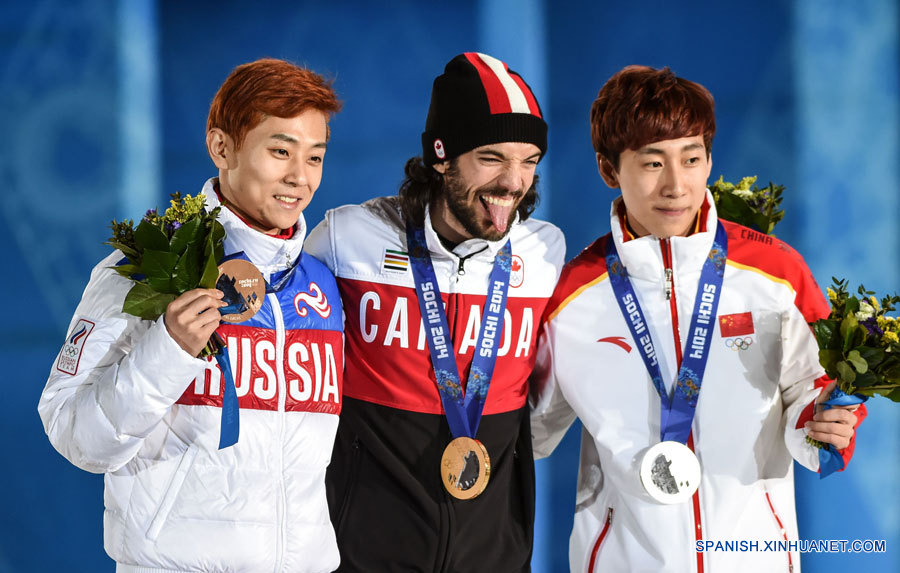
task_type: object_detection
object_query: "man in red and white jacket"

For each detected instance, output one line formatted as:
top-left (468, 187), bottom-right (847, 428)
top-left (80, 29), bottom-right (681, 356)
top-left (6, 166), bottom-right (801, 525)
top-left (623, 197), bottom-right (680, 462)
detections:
top-left (531, 65), bottom-right (865, 573)
top-left (306, 52), bottom-right (564, 571)
top-left (39, 59), bottom-right (344, 572)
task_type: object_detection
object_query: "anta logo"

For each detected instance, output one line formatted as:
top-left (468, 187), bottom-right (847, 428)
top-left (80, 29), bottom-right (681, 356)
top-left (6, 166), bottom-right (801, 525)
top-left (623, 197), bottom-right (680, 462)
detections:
top-left (294, 282), bottom-right (331, 318)
top-left (356, 290), bottom-right (536, 358)
top-left (597, 336), bottom-right (632, 352)
top-left (179, 325), bottom-right (342, 414)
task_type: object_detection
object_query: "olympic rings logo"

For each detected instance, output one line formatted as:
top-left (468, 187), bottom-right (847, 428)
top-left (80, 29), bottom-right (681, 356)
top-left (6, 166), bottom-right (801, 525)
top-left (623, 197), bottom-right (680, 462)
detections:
top-left (725, 337), bottom-right (753, 351)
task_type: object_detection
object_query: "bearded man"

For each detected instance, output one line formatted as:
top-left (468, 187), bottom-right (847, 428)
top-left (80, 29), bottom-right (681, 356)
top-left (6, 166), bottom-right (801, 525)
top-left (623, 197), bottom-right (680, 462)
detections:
top-left (305, 52), bottom-right (565, 572)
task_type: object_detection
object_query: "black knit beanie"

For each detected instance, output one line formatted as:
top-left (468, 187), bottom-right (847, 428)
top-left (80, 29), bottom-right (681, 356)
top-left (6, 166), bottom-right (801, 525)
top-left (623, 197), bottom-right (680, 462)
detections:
top-left (421, 52), bottom-right (547, 166)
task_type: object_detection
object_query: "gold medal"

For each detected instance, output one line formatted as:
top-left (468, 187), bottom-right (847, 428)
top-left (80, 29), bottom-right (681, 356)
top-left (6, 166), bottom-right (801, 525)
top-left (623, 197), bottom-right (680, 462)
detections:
top-left (216, 259), bottom-right (265, 323)
top-left (440, 436), bottom-right (491, 500)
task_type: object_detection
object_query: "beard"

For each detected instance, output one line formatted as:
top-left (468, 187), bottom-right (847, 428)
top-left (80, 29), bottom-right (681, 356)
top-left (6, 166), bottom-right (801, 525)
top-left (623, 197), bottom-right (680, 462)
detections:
top-left (441, 168), bottom-right (523, 242)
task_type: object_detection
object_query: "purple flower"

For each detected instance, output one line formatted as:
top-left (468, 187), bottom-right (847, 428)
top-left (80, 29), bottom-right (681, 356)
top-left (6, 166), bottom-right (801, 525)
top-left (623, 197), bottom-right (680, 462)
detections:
top-left (861, 317), bottom-right (883, 337)
top-left (165, 220), bottom-right (182, 236)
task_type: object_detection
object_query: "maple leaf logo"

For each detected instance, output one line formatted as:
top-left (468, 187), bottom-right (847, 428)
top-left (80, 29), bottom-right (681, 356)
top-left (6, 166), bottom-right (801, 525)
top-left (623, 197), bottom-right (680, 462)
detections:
top-left (511, 259), bottom-right (521, 272)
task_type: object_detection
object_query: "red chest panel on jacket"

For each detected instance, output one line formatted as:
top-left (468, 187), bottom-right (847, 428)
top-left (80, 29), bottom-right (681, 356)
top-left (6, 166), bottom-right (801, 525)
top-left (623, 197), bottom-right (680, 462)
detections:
top-left (177, 324), bottom-right (343, 415)
top-left (339, 277), bottom-right (548, 415)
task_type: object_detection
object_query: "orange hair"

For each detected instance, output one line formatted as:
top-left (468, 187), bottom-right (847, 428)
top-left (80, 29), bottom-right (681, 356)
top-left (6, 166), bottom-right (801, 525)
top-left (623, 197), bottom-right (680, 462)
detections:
top-left (207, 58), bottom-right (341, 149)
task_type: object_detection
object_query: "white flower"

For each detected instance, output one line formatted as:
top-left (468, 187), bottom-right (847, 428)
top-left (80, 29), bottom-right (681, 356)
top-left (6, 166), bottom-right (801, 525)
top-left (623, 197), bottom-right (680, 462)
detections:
top-left (731, 187), bottom-right (754, 199)
top-left (855, 300), bottom-right (875, 321)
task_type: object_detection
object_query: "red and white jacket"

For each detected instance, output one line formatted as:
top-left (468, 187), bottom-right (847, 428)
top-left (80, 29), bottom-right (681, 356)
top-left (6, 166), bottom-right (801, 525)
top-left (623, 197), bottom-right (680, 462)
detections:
top-left (531, 193), bottom-right (865, 573)
top-left (39, 179), bottom-right (344, 573)
top-left (304, 196), bottom-right (565, 571)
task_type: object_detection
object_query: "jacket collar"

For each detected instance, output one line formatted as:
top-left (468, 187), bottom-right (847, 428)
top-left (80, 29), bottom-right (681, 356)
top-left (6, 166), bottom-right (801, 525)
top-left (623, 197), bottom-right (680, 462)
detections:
top-left (201, 178), bottom-right (307, 277)
top-left (422, 203), bottom-right (518, 259)
top-left (609, 190), bottom-right (718, 283)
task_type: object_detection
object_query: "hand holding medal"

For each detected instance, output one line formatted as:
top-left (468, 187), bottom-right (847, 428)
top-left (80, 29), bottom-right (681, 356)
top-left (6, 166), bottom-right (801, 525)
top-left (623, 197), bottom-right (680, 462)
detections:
top-left (107, 192), bottom-right (265, 449)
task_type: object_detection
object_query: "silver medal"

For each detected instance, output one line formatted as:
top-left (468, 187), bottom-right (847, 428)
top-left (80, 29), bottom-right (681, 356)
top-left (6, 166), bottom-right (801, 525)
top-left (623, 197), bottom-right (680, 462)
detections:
top-left (639, 441), bottom-right (701, 504)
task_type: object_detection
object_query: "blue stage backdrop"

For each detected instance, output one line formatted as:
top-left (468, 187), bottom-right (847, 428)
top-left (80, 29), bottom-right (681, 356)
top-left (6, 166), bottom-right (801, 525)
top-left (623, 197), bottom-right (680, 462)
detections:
top-left (1, 1), bottom-right (896, 571)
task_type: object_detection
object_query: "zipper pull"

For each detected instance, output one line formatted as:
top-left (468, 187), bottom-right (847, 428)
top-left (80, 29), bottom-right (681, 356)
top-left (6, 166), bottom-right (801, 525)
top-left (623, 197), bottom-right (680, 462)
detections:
top-left (664, 267), bottom-right (673, 300)
top-left (457, 257), bottom-right (466, 276)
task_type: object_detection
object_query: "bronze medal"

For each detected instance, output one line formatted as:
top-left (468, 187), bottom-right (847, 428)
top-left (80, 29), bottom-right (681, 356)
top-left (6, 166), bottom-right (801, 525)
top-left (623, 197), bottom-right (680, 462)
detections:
top-left (216, 259), bottom-right (265, 323)
top-left (440, 436), bottom-right (491, 500)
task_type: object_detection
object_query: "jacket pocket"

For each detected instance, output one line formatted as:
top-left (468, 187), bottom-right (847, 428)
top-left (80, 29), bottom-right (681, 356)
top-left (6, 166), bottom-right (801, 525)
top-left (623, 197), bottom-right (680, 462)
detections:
top-left (763, 490), bottom-right (795, 572)
top-left (587, 507), bottom-right (614, 573)
top-left (146, 443), bottom-right (199, 540)
top-left (334, 436), bottom-right (362, 536)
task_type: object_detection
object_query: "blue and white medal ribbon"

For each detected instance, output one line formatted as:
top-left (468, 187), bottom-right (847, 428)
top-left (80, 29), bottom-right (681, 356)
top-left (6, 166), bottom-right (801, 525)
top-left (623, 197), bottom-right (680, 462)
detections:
top-left (606, 224), bottom-right (728, 502)
top-left (817, 387), bottom-right (867, 478)
top-left (406, 225), bottom-right (511, 499)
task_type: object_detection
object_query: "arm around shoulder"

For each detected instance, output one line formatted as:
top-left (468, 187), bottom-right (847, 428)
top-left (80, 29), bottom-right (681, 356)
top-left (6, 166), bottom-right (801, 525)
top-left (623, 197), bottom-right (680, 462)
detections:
top-left (529, 318), bottom-right (576, 459)
top-left (304, 212), bottom-right (337, 273)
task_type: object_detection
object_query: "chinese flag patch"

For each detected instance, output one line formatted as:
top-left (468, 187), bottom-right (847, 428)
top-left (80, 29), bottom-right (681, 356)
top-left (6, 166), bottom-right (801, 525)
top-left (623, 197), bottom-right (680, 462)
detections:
top-left (719, 312), bottom-right (754, 337)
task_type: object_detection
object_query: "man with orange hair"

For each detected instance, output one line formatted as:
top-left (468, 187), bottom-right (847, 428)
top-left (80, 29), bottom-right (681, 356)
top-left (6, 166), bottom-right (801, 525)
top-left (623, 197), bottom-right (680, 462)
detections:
top-left (531, 65), bottom-right (865, 572)
top-left (39, 59), bottom-right (344, 572)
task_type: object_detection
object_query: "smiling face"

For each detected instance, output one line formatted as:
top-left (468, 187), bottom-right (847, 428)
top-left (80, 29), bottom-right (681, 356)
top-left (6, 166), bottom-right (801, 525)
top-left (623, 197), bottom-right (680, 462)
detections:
top-left (599, 134), bottom-right (712, 239)
top-left (431, 141), bottom-right (541, 243)
top-left (207, 109), bottom-right (328, 234)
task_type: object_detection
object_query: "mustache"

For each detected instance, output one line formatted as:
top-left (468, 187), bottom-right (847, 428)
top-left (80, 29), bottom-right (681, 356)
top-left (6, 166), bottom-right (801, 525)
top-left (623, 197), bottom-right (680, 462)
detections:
top-left (475, 186), bottom-right (524, 199)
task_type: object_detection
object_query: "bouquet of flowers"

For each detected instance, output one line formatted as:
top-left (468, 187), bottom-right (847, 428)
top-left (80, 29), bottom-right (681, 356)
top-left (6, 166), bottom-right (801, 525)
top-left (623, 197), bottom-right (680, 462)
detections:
top-left (107, 192), bottom-right (226, 355)
top-left (812, 279), bottom-right (900, 402)
top-left (709, 175), bottom-right (785, 235)
top-left (713, 175), bottom-right (898, 475)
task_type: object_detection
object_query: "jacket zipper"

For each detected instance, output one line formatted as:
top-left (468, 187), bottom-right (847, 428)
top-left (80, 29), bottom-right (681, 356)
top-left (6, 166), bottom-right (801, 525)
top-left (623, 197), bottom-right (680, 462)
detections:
top-left (270, 292), bottom-right (288, 572)
top-left (661, 239), bottom-right (705, 573)
top-left (765, 491), bottom-right (794, 572)
top-left (587, 507), bottom-right (614, 573)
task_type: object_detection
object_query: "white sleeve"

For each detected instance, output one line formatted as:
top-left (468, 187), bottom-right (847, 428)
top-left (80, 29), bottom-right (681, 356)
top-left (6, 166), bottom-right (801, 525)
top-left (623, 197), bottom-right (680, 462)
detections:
top-left (779, 304), bottom-right (825, 471)
top-left (529, 319), bottom-right (577, 460)
top-left (37, 253), bottom-right (208, 474)
top-left (304, 212), bottom-right (345, 326)
top-left (304, 212), bottom-right (337, 273)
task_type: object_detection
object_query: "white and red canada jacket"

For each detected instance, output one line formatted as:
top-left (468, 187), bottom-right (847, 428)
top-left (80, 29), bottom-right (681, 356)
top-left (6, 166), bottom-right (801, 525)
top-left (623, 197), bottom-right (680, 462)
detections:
top-left (39, 179), bottom-right (344, 573)
top-left (531, 193), bottom-right (865, 573)
top-left (304, 196), bottom-right (565, 571)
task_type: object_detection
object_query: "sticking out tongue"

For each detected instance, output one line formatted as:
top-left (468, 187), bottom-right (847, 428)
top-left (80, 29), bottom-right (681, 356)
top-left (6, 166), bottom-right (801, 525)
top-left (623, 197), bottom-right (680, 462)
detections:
top-left (484, 199), bottom-right (514, 235)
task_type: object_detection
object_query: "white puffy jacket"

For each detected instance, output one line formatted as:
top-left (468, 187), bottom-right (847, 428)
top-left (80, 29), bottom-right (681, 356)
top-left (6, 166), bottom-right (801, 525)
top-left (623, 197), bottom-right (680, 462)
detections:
top-left (531, 194), bottom-right (864, 573)
top-left (39, 179), bottom-right (344, 572)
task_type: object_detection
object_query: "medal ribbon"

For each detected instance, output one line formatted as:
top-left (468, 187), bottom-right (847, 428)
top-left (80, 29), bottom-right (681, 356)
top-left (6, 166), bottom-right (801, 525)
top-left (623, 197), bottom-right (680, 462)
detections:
top-left (817, 387), bottom-right (867, 478)
top-left (406, 225), bottom-right (511, 439)
top-left (215, 251), bottom-right (300, 449)
top-left (605, 223), bottom-right (728, 444)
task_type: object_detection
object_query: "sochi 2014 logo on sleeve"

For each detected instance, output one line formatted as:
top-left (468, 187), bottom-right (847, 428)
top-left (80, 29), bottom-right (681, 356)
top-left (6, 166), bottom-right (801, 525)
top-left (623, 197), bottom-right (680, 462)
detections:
top-left (56, 318), bottom-right (95, 375)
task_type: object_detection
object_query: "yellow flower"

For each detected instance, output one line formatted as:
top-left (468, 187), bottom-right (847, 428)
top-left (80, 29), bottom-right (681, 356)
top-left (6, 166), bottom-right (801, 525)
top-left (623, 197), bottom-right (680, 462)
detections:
top-left (884, 331), bottom-right (899, 345)
top-left (827, 287), bottom-right (838, 302)
top-left (870, 296), bottom-right (881, 311)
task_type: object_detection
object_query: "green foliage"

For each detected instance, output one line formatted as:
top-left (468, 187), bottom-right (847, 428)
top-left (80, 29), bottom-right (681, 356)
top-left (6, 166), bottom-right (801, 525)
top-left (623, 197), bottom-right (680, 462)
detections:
top-left (709, 175), bottom-right (785, 235)
top-left (813, 278), bottom-right (900, 402)
top-left (106, 192), bottom-right (226, 326)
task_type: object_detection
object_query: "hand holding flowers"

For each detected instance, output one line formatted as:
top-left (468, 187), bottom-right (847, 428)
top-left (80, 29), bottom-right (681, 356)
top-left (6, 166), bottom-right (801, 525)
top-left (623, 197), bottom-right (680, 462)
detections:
top-left (107, 192), bottom-right (227, 357)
